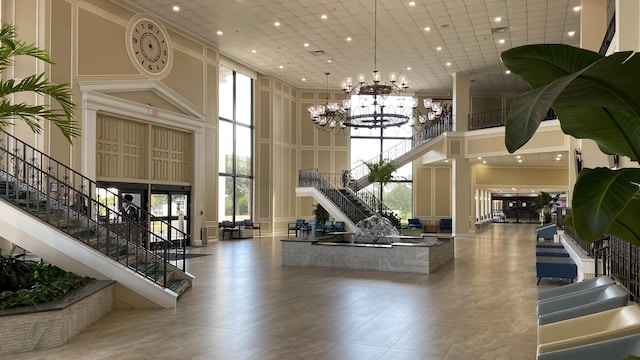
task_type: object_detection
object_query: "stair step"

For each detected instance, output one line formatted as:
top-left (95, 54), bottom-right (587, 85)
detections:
top-left (167, 278), bottom-right (190, 298)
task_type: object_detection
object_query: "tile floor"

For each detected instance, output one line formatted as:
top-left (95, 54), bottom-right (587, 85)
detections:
top-left (12, 223), bottom-right (564, 359)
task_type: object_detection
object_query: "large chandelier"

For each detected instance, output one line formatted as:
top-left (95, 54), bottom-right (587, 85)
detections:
top-left (307, 0), bottom-right (448, 133)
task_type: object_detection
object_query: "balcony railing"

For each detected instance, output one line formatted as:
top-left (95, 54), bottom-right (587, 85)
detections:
top-left (468, 108), bottom-right (557, 131)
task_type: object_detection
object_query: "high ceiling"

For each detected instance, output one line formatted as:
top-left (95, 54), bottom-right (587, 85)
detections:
top-left (115, 0), bottom-right (582, 96)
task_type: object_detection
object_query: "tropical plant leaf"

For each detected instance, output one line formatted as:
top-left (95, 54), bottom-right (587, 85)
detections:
top-left (553, 105), bottom-right (640, 161)
top-left (571, 168), bottom-right (640, 242)
top-left (504, 75), bottom-right (577, 152)
top-left (606, 198), bottom-right (640, 247)
top-left (502, 45), bottom-right (640, 159)
top-left (501, 44), bottom-right (603, 89)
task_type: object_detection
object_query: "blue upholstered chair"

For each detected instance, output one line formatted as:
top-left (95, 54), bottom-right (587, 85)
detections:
top-left (439, 218), bottom-right (452, 233)
top-left (407, 218), bottom-right (423, 230)
top-left (536, 223), bottom-right (557, 240)
top-left (287, 219), bottom-right (306, 238)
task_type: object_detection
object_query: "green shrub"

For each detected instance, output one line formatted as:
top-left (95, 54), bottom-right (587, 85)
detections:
top-left (0, 246), bottom-right (93, 310)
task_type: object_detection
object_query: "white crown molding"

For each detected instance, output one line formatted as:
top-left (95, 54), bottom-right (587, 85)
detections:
top-left (78, 79), bottom-right (206, 122)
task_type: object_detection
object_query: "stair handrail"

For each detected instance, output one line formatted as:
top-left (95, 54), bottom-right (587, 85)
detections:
top-left (0, 131), bottom-right (188, 289)
top-left (298, 169), bottom-right (369, 224)
top-left (311, 171), bottom-right (379, 216)
top-left (348, 115), bottom-right (452, 185)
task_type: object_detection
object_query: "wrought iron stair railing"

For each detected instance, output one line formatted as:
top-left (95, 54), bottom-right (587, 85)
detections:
top-left (348, 115), bottom-right (452, 190)
top-left (298, 169), bottom-right (370, 225)
top-left (0, 131), bottom-right (190, 293)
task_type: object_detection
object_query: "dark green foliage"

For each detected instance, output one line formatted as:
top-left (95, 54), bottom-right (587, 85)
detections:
top-left (501, 44), bottom-right (640, 245)
top-left (364, 159), bottom-right (396, 185)
top-left (312, 203), bottom-right (330, 225)
top-left (0, 245), bottom-right (93, 310)
top-left (380, 211), bottom-right (401, 230)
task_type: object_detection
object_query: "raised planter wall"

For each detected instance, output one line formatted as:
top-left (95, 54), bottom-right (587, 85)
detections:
top-left (281, 237), bottom-right (454, 274)
top-left (0, 280), bottom-right (114, 356)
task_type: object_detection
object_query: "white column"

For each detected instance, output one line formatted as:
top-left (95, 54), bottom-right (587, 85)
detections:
top-left (581, 0), bottom-right (608, 52)
top-left (452, 73), bottom-right (470, 132)
top-left (475, 188), bottom-right (480, 222)
top-left (616, 0), bottom-right (640, 51)
top-left (452, 157), bottom-right (471, 234)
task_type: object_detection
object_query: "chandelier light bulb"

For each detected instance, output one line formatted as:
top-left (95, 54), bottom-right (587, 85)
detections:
top-left (357, 73), bottom-right (366, 84)
top-left (389, 72), bottom-right (397, 82)
top-left (372, 70), bottom-right (381, 83)
top-left (424, 98), bottom-right (433, 109)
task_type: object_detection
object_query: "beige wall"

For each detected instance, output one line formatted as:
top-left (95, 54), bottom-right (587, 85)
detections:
top-left (2, 0), bottom-right (589, 241)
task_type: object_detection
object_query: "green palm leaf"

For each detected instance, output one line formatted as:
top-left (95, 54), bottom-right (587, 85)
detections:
top-left (0, 22), bottom-right (76, 142)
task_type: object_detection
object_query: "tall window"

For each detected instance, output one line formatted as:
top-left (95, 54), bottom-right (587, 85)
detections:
top-left (219, 67), bottom-right (253, 222)
top-left (350, 95), bottom-right (413, 220)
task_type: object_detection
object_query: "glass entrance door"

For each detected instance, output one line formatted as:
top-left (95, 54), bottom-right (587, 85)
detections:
top-left (149, 189), bottom-right (190, 245)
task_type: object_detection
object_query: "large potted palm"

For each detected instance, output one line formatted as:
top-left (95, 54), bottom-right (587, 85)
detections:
top-left (501, 44), bottom-right (640, 247)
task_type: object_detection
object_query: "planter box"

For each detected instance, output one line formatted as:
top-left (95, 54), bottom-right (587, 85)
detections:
top-left (0, 280), bottom-right (114, 356)
top-left (281, 236), bottom-right (454, 274)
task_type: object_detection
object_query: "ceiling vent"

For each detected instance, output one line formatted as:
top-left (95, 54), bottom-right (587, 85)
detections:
top-left (491, 26), bottom-right (509, 34)
top-left (310, 50), bottom-right (326, 56)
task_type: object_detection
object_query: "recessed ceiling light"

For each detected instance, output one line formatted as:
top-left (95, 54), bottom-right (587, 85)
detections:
top-left (444, 160), bottom-right (449, 163)
top-left (498, 39), bottom-right (506, 44)
top-left (482, 160), bottom-right (487, 164)
top-left (279, 65), bottom-right (284, 69)
top-left (568, 31), bottom-right (576, 37)
top-left (494, 17), bottom-right (502, 22)
top-left (436, 46), bottom-right (442, 51)
top-left (217, 31), bottom-right (223, 36)
top-left (327, 60), bottom-right (332, 63)
top-left (505, 70), bottom-right (511, 74)
top-left (303, 43), bottom-right (309, 47)
top-left (172, 5), bottom-right (180, 12)
top-left (424, 26), bottom-right (431, 32)
top-left (517, 159), bottom-right (523, 163)
top-left (446, 62), bottom-right (452, 66)
top-left (477, 156), bottom-right (482, 160)
top-left (409, 1), bottom-right (416, 6)
top-left (573, 6), bottom-right (581, 12)
top-left (406, 66), bottom-right (412, 71)
top-left (274, 21), bottom-right (281, 27)
top-left (557, 154), bottom-right (563, 157)
top-left (321, 14), bottom-right (328, 20)
top-left (346, 37), bottom-right (352, 42)
top-left (302, 78), bottom-right (306, 81)
top-left (555, 157), bottom-right (561, 161)
top-left (516, 155), bottom-right (521, 159)
top-left (251, 49), bottom-right (257, 53)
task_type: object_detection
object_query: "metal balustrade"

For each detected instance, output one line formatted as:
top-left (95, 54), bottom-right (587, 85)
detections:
top-left (565, 223), bottom-right (639, 301)
top-left (348, 116), bottom-right (452, 187)
top-left (0, 131), bottom-right (189, 289)
top-left (467, 108), bottom-right (557, 131)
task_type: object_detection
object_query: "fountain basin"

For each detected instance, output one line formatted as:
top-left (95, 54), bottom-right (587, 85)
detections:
top-left (281, 234), bottom-right (454, 274)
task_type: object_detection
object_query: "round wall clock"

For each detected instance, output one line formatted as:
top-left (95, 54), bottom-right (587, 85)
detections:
top-left (125, 14), bottom-right (173, 78)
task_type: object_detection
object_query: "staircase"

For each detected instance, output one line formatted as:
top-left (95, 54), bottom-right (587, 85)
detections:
top-left (0, 131), bottom-right (192, 307)
top-left (298, 116), bottom-right (452, 226)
